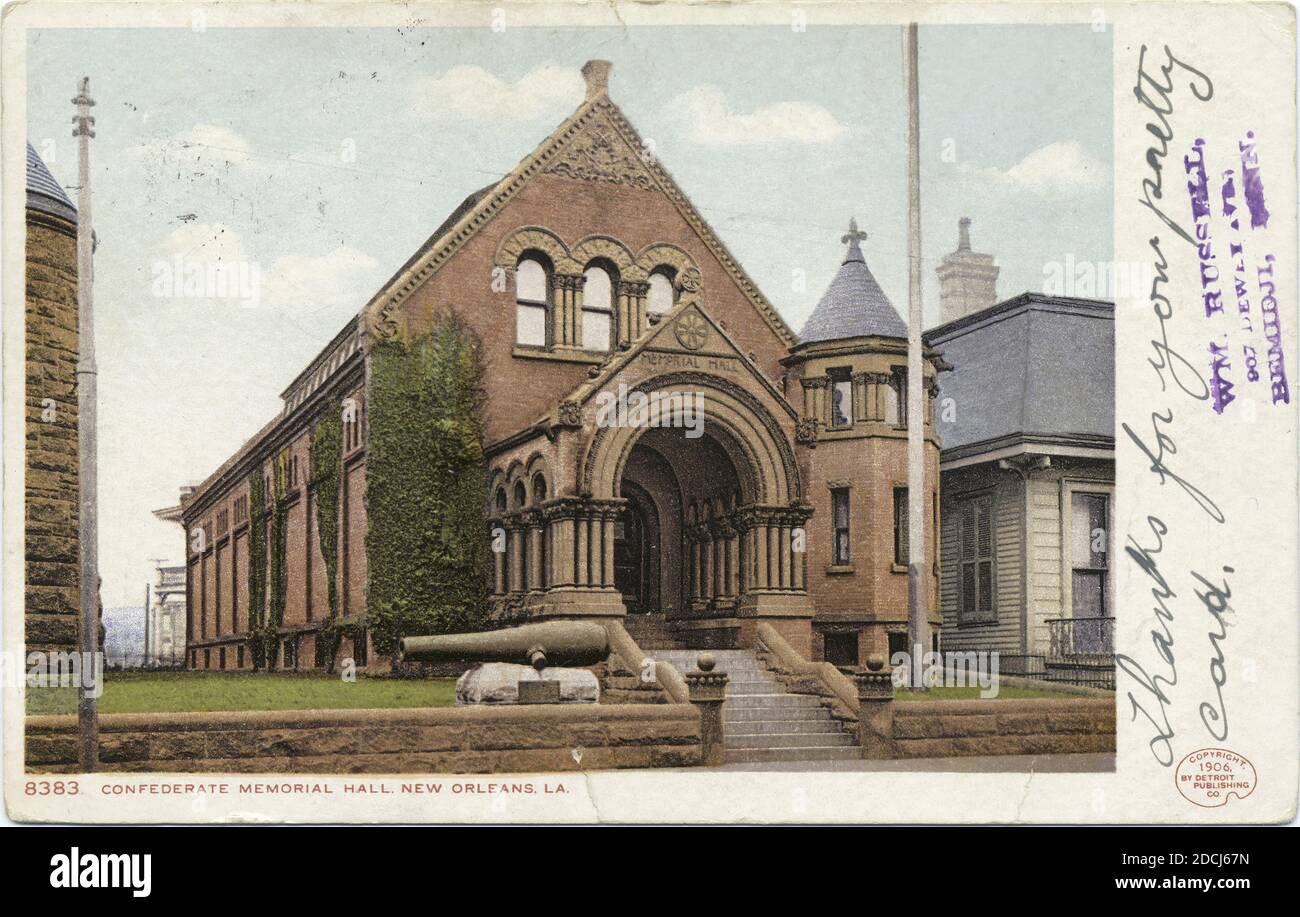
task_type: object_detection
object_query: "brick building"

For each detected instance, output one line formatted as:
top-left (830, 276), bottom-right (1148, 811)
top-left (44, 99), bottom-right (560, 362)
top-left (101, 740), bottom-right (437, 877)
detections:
top-left (176, 60), bottom-right (942, 671)
top-left (25, 143), bottom-right (81, 656)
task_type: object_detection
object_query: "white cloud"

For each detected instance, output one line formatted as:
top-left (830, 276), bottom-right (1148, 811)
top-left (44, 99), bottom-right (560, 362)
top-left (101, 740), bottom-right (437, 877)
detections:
top-left (668, 85), bottom-right (848, 146)
top-left (262, 245), bottom-right (380, 313)
top-left (412, 63), bottom-right (584, 122)
top-left (963, 141), bottom-right (1107, 197)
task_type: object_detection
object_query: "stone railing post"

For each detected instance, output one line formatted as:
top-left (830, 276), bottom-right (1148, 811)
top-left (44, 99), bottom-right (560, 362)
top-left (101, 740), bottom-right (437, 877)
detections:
top-left (685, 653), bottom-right (729, 766)
top-left (856, 656), bottom-right (896, 759)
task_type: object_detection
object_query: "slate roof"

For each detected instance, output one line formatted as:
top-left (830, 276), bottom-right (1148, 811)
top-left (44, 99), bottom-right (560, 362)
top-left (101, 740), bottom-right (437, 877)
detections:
top-left (925, 294), bottom-right (1114, 460)
top-left (797, 233), bottom-right (907, 345)
top-left (26, 143), bottom-right (77, 222)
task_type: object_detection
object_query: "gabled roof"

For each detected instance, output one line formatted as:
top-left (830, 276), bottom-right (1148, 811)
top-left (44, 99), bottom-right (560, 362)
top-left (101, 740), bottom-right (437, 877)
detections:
top-left (926, 293), bottom-right (1114, 462)
top-left (797, 222), bottom-right (906, 345)
top-left (362, 75), bottom-right (797, 348)
top-left (26, 143), bottom-right (77, 222)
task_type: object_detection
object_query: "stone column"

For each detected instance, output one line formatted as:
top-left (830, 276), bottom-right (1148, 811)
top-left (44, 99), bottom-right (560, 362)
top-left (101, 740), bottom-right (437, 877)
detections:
top-left (727, 524), bottom-right (741, 597)
top-left (689, 528), bottom-right (701, 600)
top-left (852, 372), bottom-right (870, 423)
top-left (547, 507), bottom-right (576, 588)
top-left (525, 512), bottom-right (544, 594)
top-left (685, 653), bottom-right (729, 767)
top-left (490, 520), bottom-right (506, 595)
top-left (790, 511), bottom-right (806, 592)
top-left (507, 518), bottom-right (525, 595)
top-left (804, 377), bottom-right (827, 426)
top-left (778, 521), bottom-right (792, 590)
top-left (857, 657), bottom-right (897, 759)
top-left (575, 511), bottom-right (589, 587)
top-left (865, 372), bottom-right (889, 422)
top-left (754, 514), bottom-right (770, 590)
top-left (601, 509), bottom-right (616, 589)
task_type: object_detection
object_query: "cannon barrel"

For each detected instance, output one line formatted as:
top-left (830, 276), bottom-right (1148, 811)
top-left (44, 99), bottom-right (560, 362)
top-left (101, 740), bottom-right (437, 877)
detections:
top-left (398, 621), bottom-right (610, 670)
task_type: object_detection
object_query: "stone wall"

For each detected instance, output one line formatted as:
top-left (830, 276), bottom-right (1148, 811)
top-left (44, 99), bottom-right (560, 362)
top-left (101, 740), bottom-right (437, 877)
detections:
top-left (25, 703), bottom-right (702, 774)
top-left (25, 212), bottom-right (80, 655)
top-left (878, 698), bottom-right (1115, 758)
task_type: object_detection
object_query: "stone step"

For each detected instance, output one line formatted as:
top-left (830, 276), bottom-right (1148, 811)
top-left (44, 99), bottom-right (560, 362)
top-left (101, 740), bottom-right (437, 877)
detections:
top-left (722, 718), bottom-right (845, 735)
top-left (722, 694), bottom-right (826, 709)
top-left (723, 745), bottom-right (863, 764)
top-left (725, 680), bottom-right (789, 694)
top-left (725, 731), bottom-right (857, 750)
top-left (724, 706), bottom-right (830, 723)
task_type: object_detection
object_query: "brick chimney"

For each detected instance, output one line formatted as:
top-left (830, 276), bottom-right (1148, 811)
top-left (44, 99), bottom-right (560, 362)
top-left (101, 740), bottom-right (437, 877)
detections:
top-left (582, 60), bottom-right (612, 100)
top-left (936, 217), bottom-right (1000, 325)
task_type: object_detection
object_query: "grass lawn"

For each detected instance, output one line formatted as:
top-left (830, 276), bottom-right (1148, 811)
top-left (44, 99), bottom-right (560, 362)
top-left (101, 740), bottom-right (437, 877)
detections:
top-left (25, 671), bottom-right (459, 716)
top-left (895, 685), bottom-right (1082, 701)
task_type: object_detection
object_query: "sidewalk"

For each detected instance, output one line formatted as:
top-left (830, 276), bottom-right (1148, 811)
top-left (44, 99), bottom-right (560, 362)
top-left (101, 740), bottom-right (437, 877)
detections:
top-left (704, 753), bottom-right (1115, 773)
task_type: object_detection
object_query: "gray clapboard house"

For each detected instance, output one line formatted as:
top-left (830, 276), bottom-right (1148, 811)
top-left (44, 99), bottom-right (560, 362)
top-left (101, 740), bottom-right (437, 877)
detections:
top-left (925, 221), bottom-right (1115, 685)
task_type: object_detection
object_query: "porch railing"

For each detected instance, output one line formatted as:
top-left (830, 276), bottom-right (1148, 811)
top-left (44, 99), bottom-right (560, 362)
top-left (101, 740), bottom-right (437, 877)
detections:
top-left (1044, 616), bottom-right (1115, 690)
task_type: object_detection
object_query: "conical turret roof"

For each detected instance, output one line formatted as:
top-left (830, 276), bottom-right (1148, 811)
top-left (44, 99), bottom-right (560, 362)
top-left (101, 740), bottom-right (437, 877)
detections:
top-left (798, 219), bottom-right (906, 345)
top-left (26, 143), bottom-right (77, 222)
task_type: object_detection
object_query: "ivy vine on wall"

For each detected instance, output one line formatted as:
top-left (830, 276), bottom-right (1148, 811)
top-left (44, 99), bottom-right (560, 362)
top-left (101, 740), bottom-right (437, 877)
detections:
top-left (246, 470), bottom-right (269, 668)
top-left (310, 408), bottom-right (343, 670)
top-left (366, 312), bottom-right (490, 656)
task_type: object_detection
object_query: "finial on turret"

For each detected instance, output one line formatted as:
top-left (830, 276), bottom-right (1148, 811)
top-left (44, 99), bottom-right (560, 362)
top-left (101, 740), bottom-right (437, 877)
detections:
top-left (841, 217), bottom-right (868, 246)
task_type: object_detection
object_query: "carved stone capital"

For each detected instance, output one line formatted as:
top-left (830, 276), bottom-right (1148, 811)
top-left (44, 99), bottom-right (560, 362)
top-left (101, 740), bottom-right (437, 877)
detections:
top-left (795, 417), bottom-right (819, 447)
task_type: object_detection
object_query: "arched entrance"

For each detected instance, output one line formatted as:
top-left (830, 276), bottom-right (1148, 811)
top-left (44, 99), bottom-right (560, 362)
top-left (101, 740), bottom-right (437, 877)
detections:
top-left (617, 426), bottom-right (744, 617)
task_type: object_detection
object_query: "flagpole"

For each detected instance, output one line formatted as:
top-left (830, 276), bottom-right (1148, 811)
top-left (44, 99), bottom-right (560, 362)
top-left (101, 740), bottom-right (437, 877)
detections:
top-left (904, 23), bottom-right (930, 688)
top-left (73, 77), bottom-right (99, 769)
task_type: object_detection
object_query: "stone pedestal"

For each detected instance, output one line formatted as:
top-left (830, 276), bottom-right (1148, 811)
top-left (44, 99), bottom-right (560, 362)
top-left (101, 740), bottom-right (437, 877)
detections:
top-left (685, 653), bottom-right (729, 766)
top-left (856, 657), bottom-right (896, 759)
top-left (455, 663), bottom-right (600, 705)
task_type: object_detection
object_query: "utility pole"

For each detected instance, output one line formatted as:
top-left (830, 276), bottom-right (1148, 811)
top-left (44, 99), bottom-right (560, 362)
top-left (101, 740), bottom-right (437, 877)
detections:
top-left (73, 77), bottom-right (99, 769)
top-left (903, 24), bottom-right (930, 689)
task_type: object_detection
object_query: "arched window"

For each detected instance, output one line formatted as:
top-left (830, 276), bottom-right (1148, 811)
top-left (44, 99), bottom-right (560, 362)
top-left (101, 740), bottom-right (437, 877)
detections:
top-left (516, 257), bottom-right (549, 347)
top-left (513, 480), bottom-right (527, 510)
top-left (647, 271), bottom-right (674, 315)
top-left (494, 487), bottom-right (507, 515)
top-left (581, 265), bottom-right (613, 352)
top-left (532, 474), bottom-right (548, 504)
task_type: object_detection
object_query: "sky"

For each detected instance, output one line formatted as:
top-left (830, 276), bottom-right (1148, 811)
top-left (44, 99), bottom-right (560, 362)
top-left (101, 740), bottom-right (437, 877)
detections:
top-left (25, 24), bottom-right (1112, 605)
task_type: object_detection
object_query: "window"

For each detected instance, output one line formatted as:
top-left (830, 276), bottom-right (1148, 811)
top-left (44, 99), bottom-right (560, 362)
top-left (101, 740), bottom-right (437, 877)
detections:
top-left (516, 257), bottom-right (549, 347)
top-left (831, 488), bottom-right (851, 566)
top-left (494, 487), bottom-right (507, 515)
top-left (532, 475), bottom-right (547, 504)
top-left (887, 632), bottom-right (908, 663)
top-left (354, 631), bottom-right (368, 668)
top-left (647, 271), bottom-right (674, 314)
top-left (829, 368), bottom-right (852, 429)
top-left (219, 648), bottom-right (226, 670)
top-left (824, 632), bottom-right (858, 668)
top-left (958, 494), bottom-right (995, 623)
top-left (282, 638), bottom-right (297, 671)
top-left (237, 645), bottom-right (245, 668)
top-left (893, 487), bottom-right (908, 566)
top-left (581, 265), bottom-right (613, 352)
top-left (1071, 492), bottom-right (1110, 618)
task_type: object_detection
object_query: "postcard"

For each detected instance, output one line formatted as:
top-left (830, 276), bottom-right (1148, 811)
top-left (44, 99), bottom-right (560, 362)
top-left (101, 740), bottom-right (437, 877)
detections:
top-left (2, 0), bottom-right (1295, 825)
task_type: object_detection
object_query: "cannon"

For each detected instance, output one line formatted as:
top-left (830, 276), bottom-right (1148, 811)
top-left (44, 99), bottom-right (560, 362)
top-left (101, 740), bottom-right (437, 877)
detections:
top-left (400, 622), bottom-right (609, 705)
top-left (399, 621), bottom-right (609, 672)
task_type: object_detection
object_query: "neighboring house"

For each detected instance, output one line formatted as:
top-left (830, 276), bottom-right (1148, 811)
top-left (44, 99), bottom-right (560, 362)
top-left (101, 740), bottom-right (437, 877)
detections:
top-left (926, 229), bottom-right (1115, 685)
top-left (147, 564), bottom-right (187, 667)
